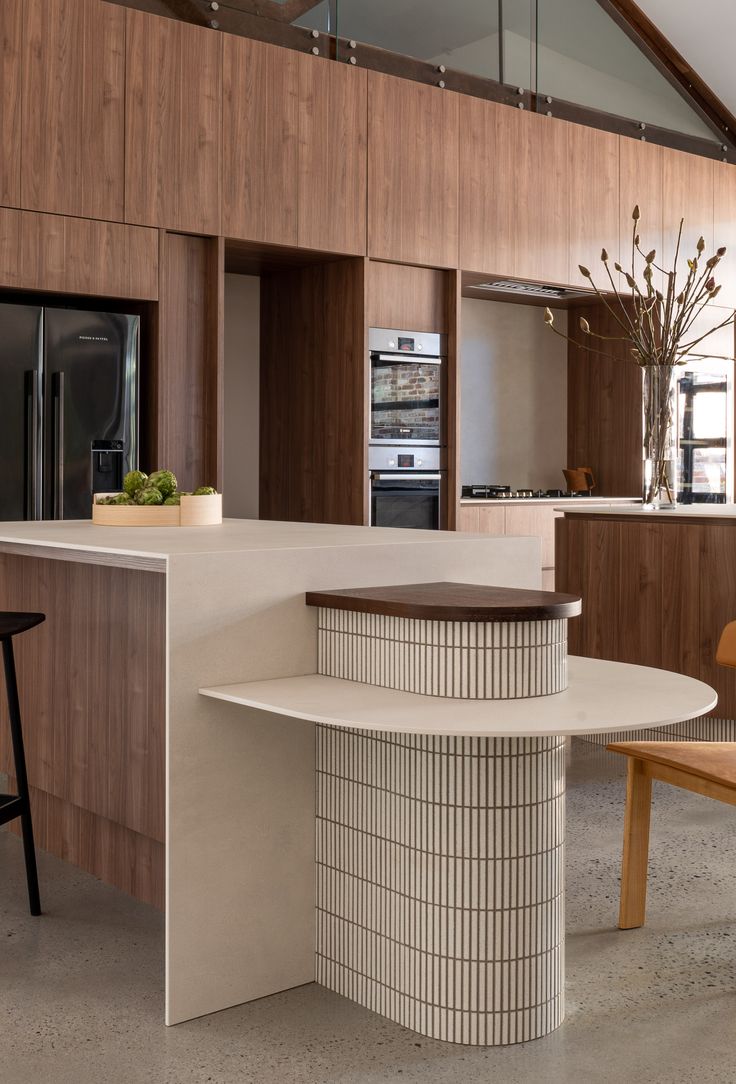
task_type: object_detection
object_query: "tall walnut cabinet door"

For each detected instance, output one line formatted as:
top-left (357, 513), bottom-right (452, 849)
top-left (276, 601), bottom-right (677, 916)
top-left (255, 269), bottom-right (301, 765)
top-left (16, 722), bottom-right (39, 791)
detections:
top-left (714, 162), bottom-right (736, 309)
top-left (22, 0), bottom-right (125, 221)
top-left (512, 111), bottom-right (569, 285)
top-left (125, 10), bottom-right (221, 235)
top-left (662, 146), bottom-right (714, 272)
top-left (459, 101), bottom-right (568, 283)
top-left (618, 137), bottom-right (663, 292)
top-left (298, 55), bottom-right (367, 255)
top-left (222, 36), bottom-right (298, 245)
top-left (0, 0), bottom-right (22, 208)
top-left (567, 125), bottom-right (620, 289)
top-left (368, 73), bottom-right (458, 268)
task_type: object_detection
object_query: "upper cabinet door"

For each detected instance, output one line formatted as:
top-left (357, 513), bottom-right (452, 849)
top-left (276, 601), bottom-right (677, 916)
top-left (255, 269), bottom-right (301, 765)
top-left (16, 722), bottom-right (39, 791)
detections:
top-left (368, 73), bottom-right (458, 268)
top-left (662, 146), bottom-right (714, 273)
top-left (618, 137), bottom-right (664, 294)
top-left (567, 124), bottom-right (620, 290)
top-left (0, 0), bottom-right (21, 208)
top-left (714, 162), bottom-right (736, 310)
top-left (298, 55), bottom-right (367, 256)
top-left (222, 36), bottom-right (298, 246)
top-left (21, 0), bottom-right (125, 221)
top-left (459, 98), bottom-right (568, 284)
top-left (125, 10), bottom-right (221, 235)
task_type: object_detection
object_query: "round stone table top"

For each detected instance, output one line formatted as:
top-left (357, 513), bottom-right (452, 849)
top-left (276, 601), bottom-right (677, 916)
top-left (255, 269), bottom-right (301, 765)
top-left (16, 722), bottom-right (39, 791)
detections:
top-left (199, 656), bottom-right (717, 738)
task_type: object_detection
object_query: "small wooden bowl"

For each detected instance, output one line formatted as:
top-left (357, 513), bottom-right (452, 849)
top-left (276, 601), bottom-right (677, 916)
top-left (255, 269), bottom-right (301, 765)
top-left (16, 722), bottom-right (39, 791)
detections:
top-left (92, 493), bottom-right (222, 527)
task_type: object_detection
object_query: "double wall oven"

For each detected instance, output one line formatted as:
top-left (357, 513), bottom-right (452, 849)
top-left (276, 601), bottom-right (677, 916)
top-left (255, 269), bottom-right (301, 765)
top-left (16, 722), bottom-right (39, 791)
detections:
top-left (368, 327), bottom-right (446, 530)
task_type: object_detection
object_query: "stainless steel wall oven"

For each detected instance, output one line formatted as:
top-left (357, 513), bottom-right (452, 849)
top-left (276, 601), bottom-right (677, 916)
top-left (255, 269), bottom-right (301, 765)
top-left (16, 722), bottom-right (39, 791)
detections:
top-left (369, 328), bottom-right (444, 445)
top-left (368, 328), bottom-right (447, 531)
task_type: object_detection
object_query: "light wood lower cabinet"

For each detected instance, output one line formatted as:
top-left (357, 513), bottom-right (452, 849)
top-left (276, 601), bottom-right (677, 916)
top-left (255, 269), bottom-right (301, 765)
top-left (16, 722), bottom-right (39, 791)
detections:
top-left (457, 502), bottom-right (631, 583)
top-left (457, 504), bottom-right (561, 578)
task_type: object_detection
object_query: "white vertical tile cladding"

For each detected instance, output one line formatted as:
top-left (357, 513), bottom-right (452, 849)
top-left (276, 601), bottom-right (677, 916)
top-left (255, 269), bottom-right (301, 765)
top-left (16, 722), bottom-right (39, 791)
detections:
top-left (316, 726), bottom-right (566, 1045)
top-left (317, 610), bottom-right (568, 699)
top-left (580, 716), bottom-right (736, 746)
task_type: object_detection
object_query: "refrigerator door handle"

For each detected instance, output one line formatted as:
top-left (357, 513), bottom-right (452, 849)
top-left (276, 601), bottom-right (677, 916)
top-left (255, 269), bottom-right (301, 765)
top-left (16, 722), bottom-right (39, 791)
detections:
top-left (25, 370), bottom-right (39, 520)
top-left (53, 371), bottom-right (65, 520)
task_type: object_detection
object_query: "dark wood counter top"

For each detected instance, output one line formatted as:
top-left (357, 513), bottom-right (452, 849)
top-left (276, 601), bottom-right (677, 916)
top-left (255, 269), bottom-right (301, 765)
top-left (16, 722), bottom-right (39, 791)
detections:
top-left (305, 581), bottom-right (582, 622)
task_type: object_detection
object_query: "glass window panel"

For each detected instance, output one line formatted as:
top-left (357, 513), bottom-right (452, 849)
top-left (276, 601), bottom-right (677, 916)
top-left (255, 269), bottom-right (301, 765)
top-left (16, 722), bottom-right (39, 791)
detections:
top-left (329, 0), bottom-right (501, 82)
top-left (533, 0), bottom-right (716, 140)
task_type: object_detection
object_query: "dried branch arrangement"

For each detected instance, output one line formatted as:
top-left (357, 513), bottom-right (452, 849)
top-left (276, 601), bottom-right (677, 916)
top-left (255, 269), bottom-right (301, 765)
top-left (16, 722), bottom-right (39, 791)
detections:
top-left (543, 207), bottom-right (735, 506)
top-left (544, 205), bottom-right (734, 365)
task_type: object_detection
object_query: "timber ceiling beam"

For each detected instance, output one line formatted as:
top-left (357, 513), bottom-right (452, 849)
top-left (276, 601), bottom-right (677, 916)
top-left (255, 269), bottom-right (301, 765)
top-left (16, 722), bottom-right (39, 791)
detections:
top-left (597, 0), bottom-right (736, 150)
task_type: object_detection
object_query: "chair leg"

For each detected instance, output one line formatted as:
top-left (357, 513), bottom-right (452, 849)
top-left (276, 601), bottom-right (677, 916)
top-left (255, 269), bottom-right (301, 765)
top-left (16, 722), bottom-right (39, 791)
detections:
top-left (3, 638), bottom-right (41, 916)
top-left (618, 757), bottom-right (652, 930)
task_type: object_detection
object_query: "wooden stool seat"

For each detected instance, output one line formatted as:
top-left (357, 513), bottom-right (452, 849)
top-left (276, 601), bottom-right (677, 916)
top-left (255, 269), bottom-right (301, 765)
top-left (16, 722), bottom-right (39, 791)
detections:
top-left (607, 740), bottom-right (736, 929)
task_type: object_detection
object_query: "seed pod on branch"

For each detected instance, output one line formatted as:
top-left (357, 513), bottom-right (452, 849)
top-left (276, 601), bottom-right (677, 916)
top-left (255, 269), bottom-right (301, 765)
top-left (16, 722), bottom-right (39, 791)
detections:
top-left (697, 236), bottom-right (705, 253)
top-left (632, 205), bottom-right (640, 221)
top-left (579, 317), bottom-right (591, 334)
top-left (579, 265), bottom-right (591, 279)
top-left (601, 248), bottom-right (608, 262)
top-left (544, 308), bottom-right (554, 325)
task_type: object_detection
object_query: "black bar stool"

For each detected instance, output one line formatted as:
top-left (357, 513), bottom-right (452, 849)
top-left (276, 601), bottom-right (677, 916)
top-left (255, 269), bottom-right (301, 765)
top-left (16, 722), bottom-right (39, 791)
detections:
top-left (0, 611), bottom-right (44, 916)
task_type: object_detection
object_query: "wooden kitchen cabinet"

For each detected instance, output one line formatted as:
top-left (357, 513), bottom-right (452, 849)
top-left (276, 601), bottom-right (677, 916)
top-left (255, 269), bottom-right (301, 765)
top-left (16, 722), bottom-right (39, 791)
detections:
top-left (0, 0), bottom-right (22, 209)
top-left (618, 136), bottom-right (664, 293)
top-left (125, 9), bottom-right (221, 235)
top-left (567, 125), bottom-right (620, 288)
top-left (17, 210), bottom-right (158, 299)
top-left (662, 145), bottom-right (714, 273)
top-left (22, 0), bottom-right (125, 221)
top-left (298, 55), bottom-right (367, 255)
top-left (505, 505), bottom-right (561, 570)
top-left (459, 99), bottom-right (568, 285)
top-left (457, 502), bottom-right (562, 576)
top-left (714, 161), bottom-right (736, 309)
top-left (222, 35), bottom-right (299, 246)
top-left (368, 72), bottom-right (458, 268)
top-left (0, 207), bottom-right (22, 288)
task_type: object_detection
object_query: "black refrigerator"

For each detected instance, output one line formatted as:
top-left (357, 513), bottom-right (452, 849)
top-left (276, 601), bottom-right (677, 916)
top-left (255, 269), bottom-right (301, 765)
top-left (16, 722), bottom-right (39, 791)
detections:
top-left (0, 304), bottom-right (139, 521)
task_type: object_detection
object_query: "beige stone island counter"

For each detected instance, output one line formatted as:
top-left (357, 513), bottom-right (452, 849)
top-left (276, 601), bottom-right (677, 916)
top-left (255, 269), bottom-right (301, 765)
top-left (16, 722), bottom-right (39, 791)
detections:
top-left (0, 517), bottom-right (542, 1026)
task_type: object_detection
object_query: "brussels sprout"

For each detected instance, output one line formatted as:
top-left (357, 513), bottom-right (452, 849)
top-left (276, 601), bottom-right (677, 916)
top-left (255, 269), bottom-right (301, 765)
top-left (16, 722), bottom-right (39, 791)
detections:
top-left (111, 493), bottom-right (134, 505)
top-left (163, 494), bottom-right (181, 506)
top-left (123, 470), bottom-right (148, 496)
top-left (193, 486), bottom-right (217, 496)
top-left (134, 486), bottom-right (163, 506)
top-left (95, 495), bottom-right (115, 506)
top-left (147, 470), bottom-right (177, 498)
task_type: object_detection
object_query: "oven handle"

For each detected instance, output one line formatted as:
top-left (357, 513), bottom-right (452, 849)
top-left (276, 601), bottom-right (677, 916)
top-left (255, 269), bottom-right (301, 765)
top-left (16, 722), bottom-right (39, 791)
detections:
top-left (371, 353), bottom-right (442, 364)
top-left (371, 473), bottom-right (442, 481)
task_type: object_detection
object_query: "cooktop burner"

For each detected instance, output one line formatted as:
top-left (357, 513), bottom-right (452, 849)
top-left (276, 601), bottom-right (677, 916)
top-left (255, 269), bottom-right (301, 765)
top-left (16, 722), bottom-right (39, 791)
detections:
top-left (461, 485), bottom-right (589, 500)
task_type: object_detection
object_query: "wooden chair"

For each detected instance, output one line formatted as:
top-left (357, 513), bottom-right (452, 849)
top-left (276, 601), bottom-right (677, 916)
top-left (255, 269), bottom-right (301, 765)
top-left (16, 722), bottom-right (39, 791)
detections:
top-left (608, 622), bottom-right (736, 929)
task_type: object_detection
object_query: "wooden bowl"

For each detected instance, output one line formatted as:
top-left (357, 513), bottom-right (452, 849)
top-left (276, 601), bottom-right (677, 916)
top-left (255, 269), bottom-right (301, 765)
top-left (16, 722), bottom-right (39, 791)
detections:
top-left (92, 493), bottom-right (222, 527)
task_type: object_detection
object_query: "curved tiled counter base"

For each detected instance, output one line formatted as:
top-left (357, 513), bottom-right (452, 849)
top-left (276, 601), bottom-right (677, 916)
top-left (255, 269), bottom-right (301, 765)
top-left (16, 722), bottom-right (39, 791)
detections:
top-left (316, 727), bottom-right (565, 1044)
top-left (307, 583), bottom-right (579, 1045)
top-left (316, 610), bottom-right (569, 699)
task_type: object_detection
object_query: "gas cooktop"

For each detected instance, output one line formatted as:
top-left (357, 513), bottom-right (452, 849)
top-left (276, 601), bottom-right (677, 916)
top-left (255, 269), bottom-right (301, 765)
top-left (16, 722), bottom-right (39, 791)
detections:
top-left (461, 485), bottom-right (592, 500)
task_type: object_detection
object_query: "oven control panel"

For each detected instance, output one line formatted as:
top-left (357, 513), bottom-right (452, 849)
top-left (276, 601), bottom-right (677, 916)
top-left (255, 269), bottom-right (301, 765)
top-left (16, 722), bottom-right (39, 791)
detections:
top-left (368, 445), bottom-right (441, 472)
top-left (368, 327), bottom-right (445, 357)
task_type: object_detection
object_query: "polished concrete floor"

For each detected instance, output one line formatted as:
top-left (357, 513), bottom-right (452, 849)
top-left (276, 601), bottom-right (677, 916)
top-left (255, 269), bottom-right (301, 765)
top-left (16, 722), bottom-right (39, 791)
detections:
top-left (2, 740), bottom-right (735, 1084)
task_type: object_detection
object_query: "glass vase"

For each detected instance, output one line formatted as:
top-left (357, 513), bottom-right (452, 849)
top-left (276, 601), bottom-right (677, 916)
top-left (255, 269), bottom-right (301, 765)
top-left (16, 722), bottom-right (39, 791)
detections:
top-left (642, 364), bottom-right (677, 509)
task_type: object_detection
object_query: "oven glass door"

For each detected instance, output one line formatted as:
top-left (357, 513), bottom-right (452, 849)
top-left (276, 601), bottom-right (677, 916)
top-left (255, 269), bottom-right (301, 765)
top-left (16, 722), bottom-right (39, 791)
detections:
top-left (370, 354), bottom-right (441, 443)
top-left (371, 474), bottom-right (441, 530)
